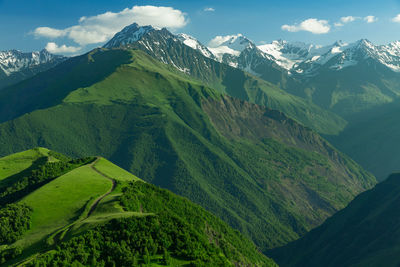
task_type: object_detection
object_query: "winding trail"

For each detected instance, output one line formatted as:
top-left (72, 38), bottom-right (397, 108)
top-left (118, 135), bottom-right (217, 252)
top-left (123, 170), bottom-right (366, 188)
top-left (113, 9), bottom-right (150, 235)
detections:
top-left (86, 157), bottom-right (117, 217)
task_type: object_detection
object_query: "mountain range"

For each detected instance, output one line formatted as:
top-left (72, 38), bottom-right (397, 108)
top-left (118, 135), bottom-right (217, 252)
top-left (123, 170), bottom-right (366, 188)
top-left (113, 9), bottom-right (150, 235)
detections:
top-left (185, 32), bottom-right (400, 117)
top-left (0, 49), bottom-right (65, 90)
top-left (0, 23), bottom-right (377, 254)
top-left (174, 28), bottom-right (400, 180)
top-left (2, 20), bottom-right (400, 266)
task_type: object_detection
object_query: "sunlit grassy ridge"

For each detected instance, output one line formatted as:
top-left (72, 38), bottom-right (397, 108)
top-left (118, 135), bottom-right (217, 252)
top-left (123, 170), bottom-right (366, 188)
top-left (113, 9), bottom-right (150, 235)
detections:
top-left (0, 149), bottom-right (274, 266)
top-left (0, 148), bottom-right (49, 182)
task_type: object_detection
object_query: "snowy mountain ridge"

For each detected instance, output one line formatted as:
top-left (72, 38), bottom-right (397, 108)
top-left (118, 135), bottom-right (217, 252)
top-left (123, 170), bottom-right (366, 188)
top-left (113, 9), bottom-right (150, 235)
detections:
top-left (101, 23), bottom-right (400, 78)
top-left (0, 49), bottom-right (64, 76)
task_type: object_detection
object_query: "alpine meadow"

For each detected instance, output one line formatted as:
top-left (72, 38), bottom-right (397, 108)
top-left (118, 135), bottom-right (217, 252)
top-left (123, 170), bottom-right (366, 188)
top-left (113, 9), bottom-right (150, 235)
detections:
top-left (0, 1), bottom-right (400, 266)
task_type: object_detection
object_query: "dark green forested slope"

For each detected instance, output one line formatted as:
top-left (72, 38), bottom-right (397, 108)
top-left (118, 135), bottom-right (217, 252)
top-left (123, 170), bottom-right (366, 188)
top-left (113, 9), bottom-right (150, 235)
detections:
top-left (27, 181), bottom-right (274, 266)
top-left (0, 48), bottom-right (375, 251)
top-left (269, 173), bottom-right (400, 267)
top-left (0, 149), bottom-right (273, 266)
top-left (327, 100), bottom-right (400, 181)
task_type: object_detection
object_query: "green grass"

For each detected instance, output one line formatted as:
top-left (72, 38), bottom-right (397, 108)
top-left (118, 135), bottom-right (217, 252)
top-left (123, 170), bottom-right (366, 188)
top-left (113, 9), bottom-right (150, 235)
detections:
top-left (18, 164), bottom-right (112, 247)
top-left (26, 181), bottom-right (276, 266)
top-left (0, 150), bottom-right (276, 266)
top-left (94, 157), bottom-right (140, 182)
top-left (0, 148), bottom-right (49, 181)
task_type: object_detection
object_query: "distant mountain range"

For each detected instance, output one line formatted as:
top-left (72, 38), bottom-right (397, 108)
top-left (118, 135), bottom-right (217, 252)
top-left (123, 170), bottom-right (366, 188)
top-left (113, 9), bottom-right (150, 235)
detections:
top-left (0, 49), bottom-right (65, 89)
top-left (206, 36), bottom-right (400, 77)
top-left (183, 32), bottom-right (400, 117)
top-left (103, 23), bottom-right (400, 118)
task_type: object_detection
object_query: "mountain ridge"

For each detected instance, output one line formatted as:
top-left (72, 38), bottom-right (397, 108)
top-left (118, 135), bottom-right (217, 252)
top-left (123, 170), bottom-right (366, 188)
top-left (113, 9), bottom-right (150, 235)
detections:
top-left (0, 148), bottom-right (274, 266)
top-left (0, 49), bottom-right (66, 89)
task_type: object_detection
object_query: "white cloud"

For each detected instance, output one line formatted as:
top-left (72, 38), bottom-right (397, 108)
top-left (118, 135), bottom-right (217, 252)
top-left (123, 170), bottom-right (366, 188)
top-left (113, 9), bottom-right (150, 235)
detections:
top-left (204, 7), bottom-right (215, 12)
top-left (340, 16), bottom-right (357, 23)
top-left (392, 14), bottom-right (400, 23)
top-left (33, 5), bottom-right (188, 46)
top-left (334, 16), bottom-right (360, 27)
top-left (45, 42), bottom-right (81, 54)
top-left (281, 18), bottom-right (330, 34)
top-left (34, 27), bottom-right (66, 38)
top-left (364, 15), bottom-right (377, 23)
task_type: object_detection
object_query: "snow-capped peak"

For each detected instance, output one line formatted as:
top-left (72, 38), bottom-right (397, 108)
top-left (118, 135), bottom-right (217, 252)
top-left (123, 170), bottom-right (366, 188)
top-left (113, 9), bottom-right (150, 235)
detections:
top-left (0, 49), bottom-right (64, 76)
top-left (257, 40), bottom-right (327, 70)
top-left (208, 34), bottom-right (254, 51)
top-left (103, 23), bottom-right (155, 48)
top-left (255, 38), bottom-right (400, 75)
top-left (207, 34), bottom-right (255, 62)
top-left (176, 33), bottom-right (215, 59)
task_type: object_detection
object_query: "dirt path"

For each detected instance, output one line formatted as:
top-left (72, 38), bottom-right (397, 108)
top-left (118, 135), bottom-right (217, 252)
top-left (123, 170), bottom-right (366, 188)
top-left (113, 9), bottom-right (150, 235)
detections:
top-left (86, 157), bottom-right (117, 218)
top-left (47, 158), bottom-right (117, 246)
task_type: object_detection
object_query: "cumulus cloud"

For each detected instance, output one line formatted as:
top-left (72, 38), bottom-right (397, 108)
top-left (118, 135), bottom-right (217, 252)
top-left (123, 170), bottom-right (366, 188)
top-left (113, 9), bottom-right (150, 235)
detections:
top-left (281, 18), bottom-right (330, 34)
top-left (334, 16), bottom-right (360, 27)
top-left (392, 14), bottom-right (400, 23)
top-left (34, 27), bottom-right (66, 38)
top-left (364, 15), bottom-right (377, 23)
top-left (45, 42), bottom-right (81, 54)
top-left (204, 7), bottom-right (215, 12)
top-left (340, 16), bottom-right (358, 23)
top-left (33, 5), bottom-right (188, 46)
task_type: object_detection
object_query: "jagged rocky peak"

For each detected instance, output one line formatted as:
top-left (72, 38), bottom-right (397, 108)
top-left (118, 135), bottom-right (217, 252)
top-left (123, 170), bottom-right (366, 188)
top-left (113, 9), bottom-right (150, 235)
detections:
top-left (176, 33), bottom-right (216, 59)
top-left (207, 34), bottom-right (256, 61)
top-left (103, 23), bottom-right (156, 48)
top-left (102, 23), bottom-right (400, 76)
top-left (0, 49), bottom-right (65, 76)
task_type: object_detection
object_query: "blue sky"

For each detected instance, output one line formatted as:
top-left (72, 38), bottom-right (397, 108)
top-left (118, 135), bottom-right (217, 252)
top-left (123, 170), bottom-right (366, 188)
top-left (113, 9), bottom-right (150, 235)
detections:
top-left (1, 0), bottom-right (400, 54)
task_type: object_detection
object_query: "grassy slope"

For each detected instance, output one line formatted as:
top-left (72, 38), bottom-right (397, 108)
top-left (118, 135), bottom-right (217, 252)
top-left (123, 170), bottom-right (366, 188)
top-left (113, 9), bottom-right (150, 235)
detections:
top-left (94, 157), bottom-right (140, 183)
top-left (0, 148), bottom-right (50, 181)
top-left (17, 164), bottom-right (111, 249)
top-left (0, 150), bottom-right (275, 266)
top-left (4, 153), bottom-right (138, 264)
top-left (0, 49), bottom-right (375, 252)
top-left (269, 173), bottom-right (400, 267)
top-left (29, 181), bottom-right (275, 267)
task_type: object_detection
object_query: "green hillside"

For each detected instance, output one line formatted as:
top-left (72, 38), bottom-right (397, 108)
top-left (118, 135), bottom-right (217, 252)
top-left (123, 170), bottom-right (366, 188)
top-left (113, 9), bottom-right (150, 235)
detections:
top-left (269, 173), bottom-right (400, 267)
top-left (0, 148), bottom-right (51, 181)
top-left (327, 100), bottom-right (400, 181)
top-left (286, 61), bottom-right (400, 118)
top-left (0, 48), bottom-right (375, 252)
top-left (0, 149), bottom-right (272, 266)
